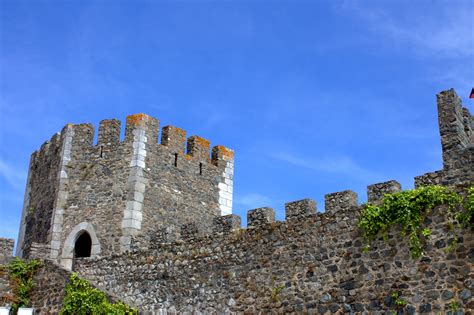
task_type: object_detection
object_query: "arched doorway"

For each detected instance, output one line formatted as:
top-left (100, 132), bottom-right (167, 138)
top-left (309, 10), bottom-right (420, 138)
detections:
top-left (74, 232), bottom-right (92, 258)
top-left (60, 222), bottom-right (101, 271)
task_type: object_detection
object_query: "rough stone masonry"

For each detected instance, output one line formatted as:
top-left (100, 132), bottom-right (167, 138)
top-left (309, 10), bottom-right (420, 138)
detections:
top-left (0, 88), bottom-right (472, 314)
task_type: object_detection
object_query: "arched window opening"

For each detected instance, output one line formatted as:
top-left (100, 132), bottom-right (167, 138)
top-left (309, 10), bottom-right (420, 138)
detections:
top-left (74, 232), bottom-right (92, 258)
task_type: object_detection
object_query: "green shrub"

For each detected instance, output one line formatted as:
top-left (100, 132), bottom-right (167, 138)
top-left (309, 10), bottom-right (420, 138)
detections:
top-left (7, 258), bottom-right (42, 313)
top-left (60, 273), bottom-right (138, 315)
top-left (358, 185), bottom-right (463, 258)
top-left (60, 273), bottom-right (137, 315)
top-left (457, 186), bottom-right (474, 228)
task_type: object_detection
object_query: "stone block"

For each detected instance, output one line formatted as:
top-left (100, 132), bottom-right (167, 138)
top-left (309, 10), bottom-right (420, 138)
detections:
top-left (181, 222), bottom-right (199, 240)
top-left (367, 180), bottom-right (401, 205)
top-left (247, 207), bottom-right (275, 228)
top-left (0, 238), bottom-right (14, 258)
top-left (212, 214), bottom-right (241, 234)
top-left (325, 190), bottom-right (358, 214)
top-left (285, 199), bottom-right (316, 219)
top-left (97, 119), bottom-right (121, 146)
top-left (187, 136), bottom-right (210, 160)
top-left (161, 126), bottom-right (186, 153)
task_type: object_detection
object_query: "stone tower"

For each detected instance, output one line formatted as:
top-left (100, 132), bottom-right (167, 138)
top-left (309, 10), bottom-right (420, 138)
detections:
top-left (415, 89), bottom-right (473, 190)
top-left (16, 114), bottom-right (234, 270)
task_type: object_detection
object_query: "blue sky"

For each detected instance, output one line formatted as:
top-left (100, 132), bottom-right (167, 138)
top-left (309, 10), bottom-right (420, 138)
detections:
top-left (0, 0), bottom-right (473, 241)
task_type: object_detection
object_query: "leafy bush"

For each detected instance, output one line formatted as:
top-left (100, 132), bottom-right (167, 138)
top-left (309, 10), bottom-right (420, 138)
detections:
top-left (358, 185), bottom-right (463, 258)
top-left (7, 258), bottom-right (42, 313)
top-left (457, 186), bottom-right (474, 228)
top-left (60, 273), bottom-right (137, 315)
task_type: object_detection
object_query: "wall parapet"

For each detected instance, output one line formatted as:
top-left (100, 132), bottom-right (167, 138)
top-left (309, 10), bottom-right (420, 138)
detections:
top-left (367, 180), bottom-right (402, 205)
top-left (324, 190), bottom-right (358, 214)
top-left (29, 113), bottom-right (234, 175)
top-left (247, 207), bottom-right (275, 228)
top-left (0, 238), bottom-right (14, 264)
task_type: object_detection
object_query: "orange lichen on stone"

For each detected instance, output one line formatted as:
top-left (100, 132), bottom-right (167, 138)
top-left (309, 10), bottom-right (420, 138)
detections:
top-left (193, 136), bottom-right (210, 149)
top-left (127, 113), bottom-right (152, 126)
top-left (216, 145), bottom-right (234, 160)
top-left (146, 256), bottom-right (154, 264)
top-left (174, 127), bottom-right (186, 137)
top-left (185, 154), bottom-right (192, 161)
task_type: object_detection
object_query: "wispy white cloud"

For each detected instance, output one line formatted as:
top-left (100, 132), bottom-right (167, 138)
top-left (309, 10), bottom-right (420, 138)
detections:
top-left (270, 151), bottom-right (382, 183)
top-left (0, 158), bottom-right (27, 191)
top-left (234, 193), bottom-right (272, 209)
top-left (338, 1), bottom-right (473, 58)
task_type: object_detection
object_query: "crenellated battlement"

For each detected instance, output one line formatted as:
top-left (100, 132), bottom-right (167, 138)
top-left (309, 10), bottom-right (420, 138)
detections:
top-left (324, 190), bottom-right (358, 214)
top-left (155, 180), bottom-right (381, 242)
top-left (98, 118), bottom-right (121, 146)
top-left (167, 175), bottom-right (466, 246)
top-left (31, 113), bottom-right (233, 169)
top-left (161, 125), bottom-right (186, 153)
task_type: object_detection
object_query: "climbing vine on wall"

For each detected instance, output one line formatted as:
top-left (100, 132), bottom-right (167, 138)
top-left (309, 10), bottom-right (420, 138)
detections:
top-left (457, 186), bottom-right (474, 228)
top-left (4, 258), bottom-right (42, 313)
top-left (60, 273), bottom-right (138, 315)
top-left (358, 185), bottom-right (472, 258)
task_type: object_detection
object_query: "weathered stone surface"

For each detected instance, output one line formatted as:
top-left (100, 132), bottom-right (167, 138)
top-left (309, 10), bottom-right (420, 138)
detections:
top-left (212, 214), bottom-right (241, 234)
top-left (247, 207), bottom-right (275, 228)
top-left (0, 238), bottom-right (14, 264)
top-left (416, 89), bottom-right (474, 191)
top-left (324, 190), bottom-right (357, 214)
top-left (367, 180), bottom-right (401, 205)
top-left (285, 198), bottom-right (316, 219)
top-left (180, 222), bottom-right (199, 240)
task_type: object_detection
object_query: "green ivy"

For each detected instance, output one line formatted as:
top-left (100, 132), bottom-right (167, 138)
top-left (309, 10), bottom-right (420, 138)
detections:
top-left (390, 292), bottom-right (407, 308)
top-left (358, 185), bottom-right (464, 258)
top-left (60, 273), bottom-right (137, 315)
top-left (448, 300), bottom-right (460, 311)
top-left (457, 186), bottom-right (474, 228)
top-left (6, 258), bottom-right (42, 313)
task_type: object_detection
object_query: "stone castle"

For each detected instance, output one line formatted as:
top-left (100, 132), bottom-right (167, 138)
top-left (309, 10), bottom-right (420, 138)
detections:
top-left (0, 88), bottom-right (473, 313)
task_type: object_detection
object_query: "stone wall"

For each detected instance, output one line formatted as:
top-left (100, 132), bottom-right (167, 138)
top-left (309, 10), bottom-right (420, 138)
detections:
top-left (0, 239), bottom-right (66, 311)
top-left (0, 238), bottom-right (14, 307)
top-left (0, 268), bottom-right (13, 309)
top-left (28, 260), bottom-right (121, 314)
top-left (76, 196), bottom-right (473, 314)
top-left (20, 132), bottom-right (63, 258)
top-left (0, 258), bottom-right (123, 314)
top-left (28, 260), bottom-right (71, 314)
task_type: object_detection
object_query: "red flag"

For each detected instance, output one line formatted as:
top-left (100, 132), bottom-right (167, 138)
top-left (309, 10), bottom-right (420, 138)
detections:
top-left (470, 88), bottom-right (474, 99)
